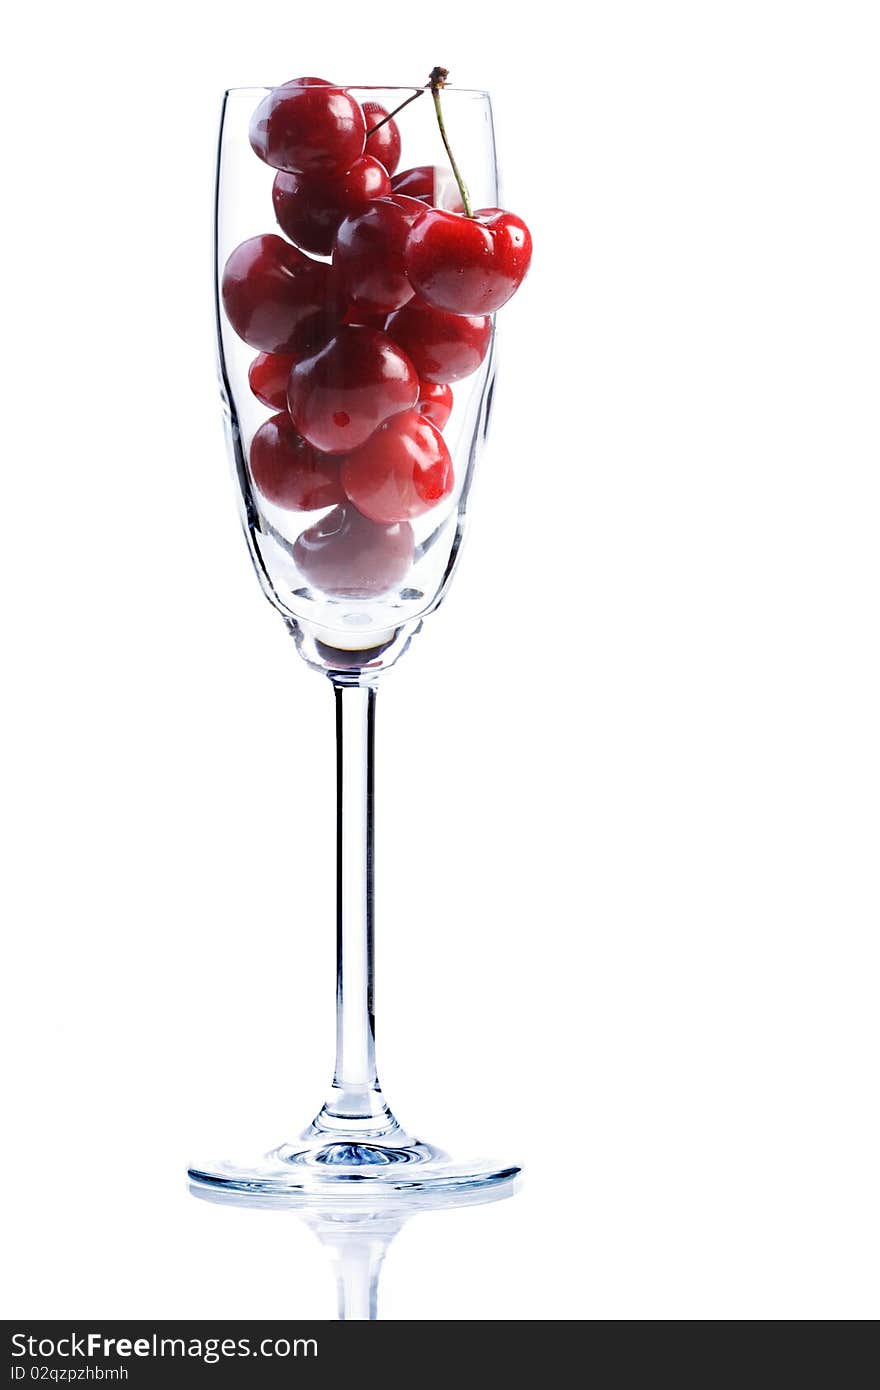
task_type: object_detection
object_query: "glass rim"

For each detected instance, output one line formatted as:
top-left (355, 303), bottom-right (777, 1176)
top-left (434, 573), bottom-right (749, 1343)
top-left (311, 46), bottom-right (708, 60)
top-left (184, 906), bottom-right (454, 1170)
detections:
top-left (224, 84), bottom-right (491, 99)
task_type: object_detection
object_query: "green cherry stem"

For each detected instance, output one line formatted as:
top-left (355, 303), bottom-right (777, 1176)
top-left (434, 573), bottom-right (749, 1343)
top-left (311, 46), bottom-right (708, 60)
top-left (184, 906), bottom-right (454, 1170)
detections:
top-left (428, 66), bottom-right (474, 217)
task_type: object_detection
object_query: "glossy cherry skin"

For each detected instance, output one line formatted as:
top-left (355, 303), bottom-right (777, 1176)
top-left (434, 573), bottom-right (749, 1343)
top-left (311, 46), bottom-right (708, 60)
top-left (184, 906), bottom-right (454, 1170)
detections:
top-left (334, 195), bottom-right (425, 317)
top-left (416, 380), bottom-right (453, 430)
top-left (293, 504), bottom-right (414, 597)
top-left (385, 299), bottom-right (491, 383)
top-left (248, 351), bottom-right (298, 410)
top-left (250, 80), bottom-right (366, 176)
top-left (362, 102), bottom-right (401, 176)
top-left (405, 207), bottom-right (533, 315)
top-left (272, 156), bottom-right (391, 257)
top-left (249, 413), bottom-right (345, 510)
top-left (221, 235), bottom-right (336, 355)
top-left (340, 409), bottom-right (454, 524)
top-left (287, 326), bottom-right (419, 454)
top-left (390, 166), bottom-right (465, 212)
top-left (342, 307), bottom-right (392, 330)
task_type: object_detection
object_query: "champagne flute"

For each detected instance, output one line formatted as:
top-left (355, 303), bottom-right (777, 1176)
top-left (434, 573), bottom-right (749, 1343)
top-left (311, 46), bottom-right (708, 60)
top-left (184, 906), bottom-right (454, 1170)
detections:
top-left (189, 82), bottom-right (523, 1198)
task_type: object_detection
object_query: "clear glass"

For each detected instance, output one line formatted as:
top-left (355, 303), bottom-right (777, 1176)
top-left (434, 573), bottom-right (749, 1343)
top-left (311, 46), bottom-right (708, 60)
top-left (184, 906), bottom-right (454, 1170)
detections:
top-left (188, 86), bottom-right (519, 1200)
top-left (214, 86), bottom-right (498, 670)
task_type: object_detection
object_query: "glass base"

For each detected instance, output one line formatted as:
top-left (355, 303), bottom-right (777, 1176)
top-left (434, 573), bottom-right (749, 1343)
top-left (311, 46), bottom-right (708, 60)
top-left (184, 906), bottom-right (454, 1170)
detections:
top-left (188, 1114), bottom-right (520, 1203)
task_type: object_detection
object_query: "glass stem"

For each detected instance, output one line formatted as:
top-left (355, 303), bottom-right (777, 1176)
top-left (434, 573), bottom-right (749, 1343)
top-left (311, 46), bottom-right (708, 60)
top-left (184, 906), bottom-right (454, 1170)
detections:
top-left (334, 681), bottom-right (378, 1096)
top-left (318, 681), bottom-right (395, 1133)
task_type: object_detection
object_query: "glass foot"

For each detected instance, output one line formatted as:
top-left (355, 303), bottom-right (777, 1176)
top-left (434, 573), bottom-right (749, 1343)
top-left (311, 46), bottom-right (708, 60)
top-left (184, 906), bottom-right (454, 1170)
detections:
top-left (188, 1118), bottom-right (520, 1202)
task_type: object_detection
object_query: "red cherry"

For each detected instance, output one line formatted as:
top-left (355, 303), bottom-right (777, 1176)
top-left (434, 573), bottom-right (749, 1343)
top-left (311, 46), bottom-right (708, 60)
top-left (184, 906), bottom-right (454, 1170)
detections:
top-left (293, 504), bottom-right (414, 597)
top-left (417, 380), bottom-right (453, 430)
top-left (340, 409), bottom-right (454, 524)
top-left (342, 307), bottom-right (391, 330)
top-left (405, 207), bottom-right (533, 315)
top-left (272, 157), bottom-right (391, 257)
top-left (390, 166), bottom-right (465, 212)
top-left (248, 351), bottom-right (298, 410)
top-left (250, 413), bottom-right (345, 510)
top-left (287, 326), bottom-right (418, 454)
top-left (362, 102), bottom-right (402, 176)
top-left (385, 298), bottom-right (491, 383)
top-left (334, 195), bottom-right (425, 317)
top-left (221, 235), bottom-right (337, 355)
top-left (250, 81), bottom-right (366, 176)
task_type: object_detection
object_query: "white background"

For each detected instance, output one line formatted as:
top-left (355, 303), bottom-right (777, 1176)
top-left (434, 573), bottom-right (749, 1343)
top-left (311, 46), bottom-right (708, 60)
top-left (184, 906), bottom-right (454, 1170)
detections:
top-left (2, 1), bottom-right (878, 1320)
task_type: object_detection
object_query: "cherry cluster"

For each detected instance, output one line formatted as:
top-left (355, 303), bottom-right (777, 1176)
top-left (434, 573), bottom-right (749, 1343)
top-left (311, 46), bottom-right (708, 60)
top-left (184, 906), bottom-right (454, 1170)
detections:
top-left (221, 74), bottom-right (532, 598)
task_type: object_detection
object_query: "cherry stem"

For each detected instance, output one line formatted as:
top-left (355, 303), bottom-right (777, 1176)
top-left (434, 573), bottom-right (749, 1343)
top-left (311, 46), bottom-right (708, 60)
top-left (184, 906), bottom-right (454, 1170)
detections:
top-left (428, 67), bottom-right (474, 217)
top-left (365, 88), bottom-right (425, 138)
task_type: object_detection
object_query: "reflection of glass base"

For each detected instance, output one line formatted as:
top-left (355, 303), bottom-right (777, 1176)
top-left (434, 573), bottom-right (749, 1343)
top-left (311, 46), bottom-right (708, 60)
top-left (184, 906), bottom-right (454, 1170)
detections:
top-left (189, 1167), bottom-right (519, 1317)
top-left (188, 1116), bottom-right (520, 1203)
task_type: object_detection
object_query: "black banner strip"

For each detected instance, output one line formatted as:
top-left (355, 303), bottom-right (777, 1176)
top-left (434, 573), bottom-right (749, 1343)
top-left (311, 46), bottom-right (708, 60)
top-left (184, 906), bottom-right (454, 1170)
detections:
top-left (2, 1321), bottom-right (575, 1382)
